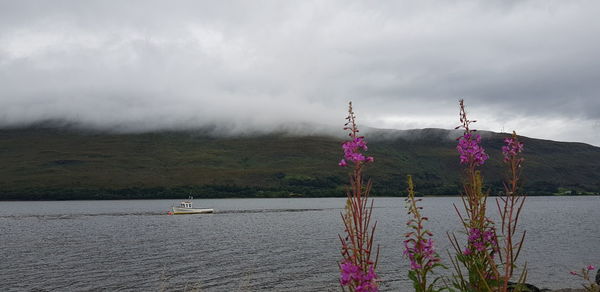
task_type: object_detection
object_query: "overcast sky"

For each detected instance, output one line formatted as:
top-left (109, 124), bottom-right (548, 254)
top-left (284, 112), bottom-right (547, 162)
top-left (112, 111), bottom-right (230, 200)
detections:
top-left (1, 1), bottom-right (599, 145)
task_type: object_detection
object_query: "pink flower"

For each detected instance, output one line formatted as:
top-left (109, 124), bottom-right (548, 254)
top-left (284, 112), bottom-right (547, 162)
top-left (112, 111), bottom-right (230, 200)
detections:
top-left (465, 227), bottom-right (497, 255)
top-left (340, 261), bottom-right (360, 285)
top-left (473, 241), bottom-right (485, 252)
top-left (502, 137), bottom-right (524, 162)
top-left (467, 228), bottom-right (481, 241)
top-left (340, 260), bottom-right (378, 291)
top-left (456, 133), bottom-right (488, 166)
top-left (570, 271), bottom-right (579, 275)
top-left (356, 281), bottom-right (379, 292)
top-left (410, 261), bottom-right (422, 270)
top-left (340, 137), bottom-right (374, 165)
top-left (404, 237), bottom-right (440, 271)
top-left (587, 265), bottom-right (596, 271)
top-left (483, 230), bottom-right (495, 242)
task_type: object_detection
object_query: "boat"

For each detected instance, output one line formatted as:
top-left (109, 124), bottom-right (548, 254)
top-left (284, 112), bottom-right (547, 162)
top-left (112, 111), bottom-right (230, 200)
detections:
top-left (170, 197), bottom-right (214, 215)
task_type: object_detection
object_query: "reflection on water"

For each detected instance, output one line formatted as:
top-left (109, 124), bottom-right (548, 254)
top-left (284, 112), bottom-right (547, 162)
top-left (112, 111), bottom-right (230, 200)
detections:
top-left (1, 196), bottom-right (599, 291)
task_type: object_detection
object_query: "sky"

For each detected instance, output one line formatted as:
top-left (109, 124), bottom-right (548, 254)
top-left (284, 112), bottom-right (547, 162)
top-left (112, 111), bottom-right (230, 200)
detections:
top-left (0, 1), bottom-right (599, 145)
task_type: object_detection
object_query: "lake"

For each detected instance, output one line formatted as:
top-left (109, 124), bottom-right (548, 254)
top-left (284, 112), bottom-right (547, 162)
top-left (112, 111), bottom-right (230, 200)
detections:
top-left (1, 196), bottom-right (599, 291)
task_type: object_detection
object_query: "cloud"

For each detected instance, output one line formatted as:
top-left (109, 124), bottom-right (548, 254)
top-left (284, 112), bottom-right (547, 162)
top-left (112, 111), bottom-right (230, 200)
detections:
top-left (0, 1), bottom-right (599, 145)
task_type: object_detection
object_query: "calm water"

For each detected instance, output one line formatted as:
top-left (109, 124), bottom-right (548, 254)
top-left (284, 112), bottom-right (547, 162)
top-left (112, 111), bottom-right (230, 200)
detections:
top-left (1, 196), bottom-right (599, 291)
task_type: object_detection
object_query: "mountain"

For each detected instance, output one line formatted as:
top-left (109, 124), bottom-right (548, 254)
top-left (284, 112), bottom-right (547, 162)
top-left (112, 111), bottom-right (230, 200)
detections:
top-left (0, 126), bottom-right (598, 200)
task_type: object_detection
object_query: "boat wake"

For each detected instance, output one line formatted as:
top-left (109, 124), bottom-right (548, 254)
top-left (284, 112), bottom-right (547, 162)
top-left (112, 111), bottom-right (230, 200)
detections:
top-left (218, 208), bottom-right (336, 214)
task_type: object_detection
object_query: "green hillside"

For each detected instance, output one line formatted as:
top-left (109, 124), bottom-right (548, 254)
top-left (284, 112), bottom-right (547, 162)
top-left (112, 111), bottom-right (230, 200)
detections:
top-left (1, 126), bottom-right (599, 200)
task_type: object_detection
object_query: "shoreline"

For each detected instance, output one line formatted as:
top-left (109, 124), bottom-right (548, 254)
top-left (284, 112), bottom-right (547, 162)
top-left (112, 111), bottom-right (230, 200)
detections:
top-left (1, 194), bottom-right (599, 202)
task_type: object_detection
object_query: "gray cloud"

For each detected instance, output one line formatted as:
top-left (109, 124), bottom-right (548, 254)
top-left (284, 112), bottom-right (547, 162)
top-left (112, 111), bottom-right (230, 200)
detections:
top-left (0, 1), bottom-right (599, 145)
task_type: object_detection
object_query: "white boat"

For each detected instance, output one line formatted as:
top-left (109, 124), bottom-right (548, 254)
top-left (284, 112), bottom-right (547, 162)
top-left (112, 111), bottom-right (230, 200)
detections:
top-left (170, 198), bottom-right (214, 215)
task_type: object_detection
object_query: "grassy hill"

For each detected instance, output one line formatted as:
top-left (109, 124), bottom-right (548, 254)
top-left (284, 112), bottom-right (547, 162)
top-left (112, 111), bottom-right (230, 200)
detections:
top-left (1, 126), bottom-right (599, 200)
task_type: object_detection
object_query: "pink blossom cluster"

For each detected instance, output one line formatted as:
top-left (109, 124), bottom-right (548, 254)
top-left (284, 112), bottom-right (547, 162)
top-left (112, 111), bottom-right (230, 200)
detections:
top-left (339, 137), bottom-right (374, 167)
top-left (502, 137), bottom-right (524, 162)
top-left (340, 260), bottom-right (378, 292)
top-left (457, 133), bottom-right (489, 166)
top-left (463, 227), bottom-right (498, 256)
top-left (403, 237), bottom-right (440, 270)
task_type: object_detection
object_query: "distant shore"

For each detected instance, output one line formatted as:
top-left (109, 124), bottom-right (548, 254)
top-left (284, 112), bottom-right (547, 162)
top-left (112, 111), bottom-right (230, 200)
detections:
top-left (1, 193), bottom-right (599, 201)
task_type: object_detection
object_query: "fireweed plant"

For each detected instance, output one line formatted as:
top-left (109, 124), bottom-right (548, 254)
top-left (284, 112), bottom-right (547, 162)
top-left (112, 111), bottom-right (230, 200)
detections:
top-left (570, 265), bottom-right (599, 292)
top-left (448, 99), bottom-right (497, 291)
top-left (494, 132), bottom-right (528, 291)
top-left (338, 102), bottom-right (379, 292)
top-left (404, 175), bottom-right (445, 292)
top-left (447, 100), bottom-right (529, 292)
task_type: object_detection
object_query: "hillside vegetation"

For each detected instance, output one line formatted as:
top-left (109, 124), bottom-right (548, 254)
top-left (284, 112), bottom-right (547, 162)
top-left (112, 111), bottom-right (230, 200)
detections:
top-left (1, 127), bottom-right (599, 200)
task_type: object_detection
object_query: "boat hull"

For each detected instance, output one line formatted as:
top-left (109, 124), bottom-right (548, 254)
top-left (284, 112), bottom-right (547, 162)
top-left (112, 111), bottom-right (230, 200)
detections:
top-left (172, 206), bottom-right (214, 214)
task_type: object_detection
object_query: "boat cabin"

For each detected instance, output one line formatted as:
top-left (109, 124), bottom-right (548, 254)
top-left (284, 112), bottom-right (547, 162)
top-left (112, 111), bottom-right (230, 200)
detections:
top-left (179, 201), bottom-right (193, 208)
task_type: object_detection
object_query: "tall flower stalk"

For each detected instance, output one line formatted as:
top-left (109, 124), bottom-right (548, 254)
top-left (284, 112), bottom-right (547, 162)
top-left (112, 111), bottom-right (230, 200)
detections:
top-left (449, 100), bottom-right (529, 292)
top-left (404, 175), bottom-right (444, 292)
top-left (448, 100), bottom-right (499, 291)
top-left (495, 132), bottom-right (528, 291)
top-left (338, 102), bottom-right (379, 292)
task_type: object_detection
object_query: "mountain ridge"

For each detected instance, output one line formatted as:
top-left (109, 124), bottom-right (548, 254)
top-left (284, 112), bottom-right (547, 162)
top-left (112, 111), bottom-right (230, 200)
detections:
top-left (0, 126), bottom-right (598, 200)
